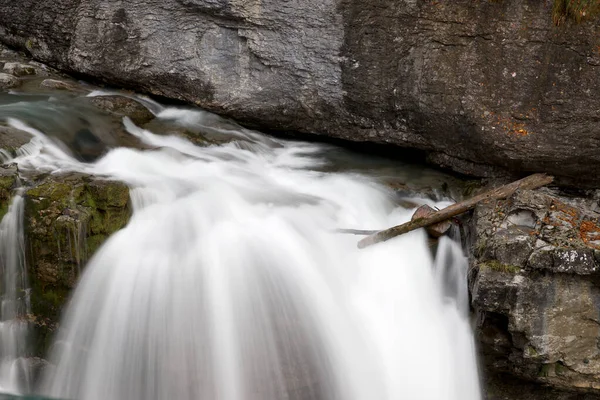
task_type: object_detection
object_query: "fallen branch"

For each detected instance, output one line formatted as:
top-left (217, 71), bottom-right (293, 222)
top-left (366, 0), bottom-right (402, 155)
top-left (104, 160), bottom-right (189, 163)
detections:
top-left (357, 173), bottom-right (554, 249)
top-left (336, 229), bottom-right (379, 235)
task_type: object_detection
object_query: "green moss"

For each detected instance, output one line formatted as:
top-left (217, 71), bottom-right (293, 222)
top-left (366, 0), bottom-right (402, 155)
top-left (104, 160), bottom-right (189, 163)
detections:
top-left (0, 174), bottom-right (16, 221)
top-left (86, 234), bottom-right (109, 255)
top-left (553, 0), bottom-right (600, 25)
top-left (0, 175), bottom-right (15, 191)
top-left (555, 362), bottom-right (569, 376)
top-left (538, 362), bottom-right (570, 378)
top-left (539, 363), bottom-right (552, 377)
top-left (85, 181), bottom-right (129, 209)
top-left (480, 259), bottom-right (521, 274)
top-left (525, 345), bottom-right (539, 357)
top-left (24, 175), bottom-right (131, 356)
top-left (28, 276), bottom-right (69, 357)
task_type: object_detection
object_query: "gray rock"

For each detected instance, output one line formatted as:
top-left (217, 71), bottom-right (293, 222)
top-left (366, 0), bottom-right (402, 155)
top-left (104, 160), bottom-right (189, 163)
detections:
top-left (0, 125), bottom-right (31, 156)
top-left (3, 61), bottom-right (35, 76)
top-left (0, 72), bottom-right (19, 89)
top-left (83, 95), bottom-right (154, 125)
top-left (471, 187), bottom-right (600, 394)
top-left (0, 1), bottom-right (599, 185)
top-left (39, 78), bottom-right (80, 91)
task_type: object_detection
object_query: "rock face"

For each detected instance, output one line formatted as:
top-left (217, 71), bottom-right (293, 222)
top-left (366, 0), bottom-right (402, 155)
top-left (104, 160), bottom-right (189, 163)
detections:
top-left (24, 173), bottom-right (130, 355)
top-left (0, 1), bottom-right (599, 185)
top-left (470, 187), bottom-right (600, 396)
top-left (0, 158), bottom-right (131, 358)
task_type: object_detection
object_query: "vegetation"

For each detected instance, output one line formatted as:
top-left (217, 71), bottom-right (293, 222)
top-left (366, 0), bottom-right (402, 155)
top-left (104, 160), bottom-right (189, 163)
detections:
top-left (553, 0), bottom-right (600, 25)
top-left (480, 259), bottom-right (521, 274)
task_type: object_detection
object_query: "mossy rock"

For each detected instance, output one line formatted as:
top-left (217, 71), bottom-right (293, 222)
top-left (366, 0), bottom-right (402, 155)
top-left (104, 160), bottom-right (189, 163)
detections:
top-left (553, 0), bottom-right (600, 25)
top-left (479, 259), bottom-right (521, 274)
top-left (24, 173), bottom-right (131, 357)
top-left (0, 165), bottom-right (17, 220)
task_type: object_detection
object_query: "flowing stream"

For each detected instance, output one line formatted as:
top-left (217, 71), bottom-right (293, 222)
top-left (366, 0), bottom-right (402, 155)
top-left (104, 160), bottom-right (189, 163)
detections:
top-left (0, 195), bottom-right (31, 394)
top-left (0, 88), bottom-right (481, 399)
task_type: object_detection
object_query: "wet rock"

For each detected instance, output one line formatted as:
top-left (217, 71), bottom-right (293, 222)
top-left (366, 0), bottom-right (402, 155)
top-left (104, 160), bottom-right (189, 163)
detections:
top-left (0, 164), bottom-right (17, 220)
top-left (0, 72), bottom-right (19, 89)
top-left (142, 118), bottom-right (224, 147)
top-left (24, 173), bottom-right (131, 356)
top-left (3, 62), bottom-right (36, 76)
top-left (0, 2), bottom-right (599, 186)
top-left (0, 125), bottom-right (32, 157)
top-left (470, 187), bottom-right (600, 395)
top-left (39, 78), bottom-right (80, 92)
top-left (85, 95), bottom-right (154, 125)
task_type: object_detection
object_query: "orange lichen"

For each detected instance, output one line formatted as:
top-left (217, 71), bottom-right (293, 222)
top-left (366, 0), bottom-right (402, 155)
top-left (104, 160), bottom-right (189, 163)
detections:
top-left (580, 220), bottom-right (600, 249)
top-left (547, 200), bottom-right (580, 228)
top-left (483, 110), bottom-right (537, 137)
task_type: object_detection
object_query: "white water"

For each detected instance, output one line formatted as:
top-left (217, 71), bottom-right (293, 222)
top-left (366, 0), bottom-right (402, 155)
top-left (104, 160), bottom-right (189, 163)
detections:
top-left (1, 101), bottom-right (480, 399)
top-left (0, 195), bottom-right (31, 394)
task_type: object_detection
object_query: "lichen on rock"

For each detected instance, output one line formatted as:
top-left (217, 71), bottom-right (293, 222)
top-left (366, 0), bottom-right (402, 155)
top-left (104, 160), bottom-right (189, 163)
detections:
top-left (470, 186), bottom-right (600, 395)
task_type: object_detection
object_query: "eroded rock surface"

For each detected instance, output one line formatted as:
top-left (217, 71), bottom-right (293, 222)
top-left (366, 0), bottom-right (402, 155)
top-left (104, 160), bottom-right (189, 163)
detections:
top-left (0, 1), bottom-right (599, 185)
top-left (470, 188), bottom-right (600, 396)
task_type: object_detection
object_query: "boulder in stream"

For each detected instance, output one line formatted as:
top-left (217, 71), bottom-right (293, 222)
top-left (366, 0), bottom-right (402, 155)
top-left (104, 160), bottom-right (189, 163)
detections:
top-left (84, 95), bottom-right (155, 125)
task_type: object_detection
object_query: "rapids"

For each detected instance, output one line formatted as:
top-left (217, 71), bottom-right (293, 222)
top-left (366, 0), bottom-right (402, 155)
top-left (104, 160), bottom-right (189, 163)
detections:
top-left (0, 91), bottom-right (480, 400)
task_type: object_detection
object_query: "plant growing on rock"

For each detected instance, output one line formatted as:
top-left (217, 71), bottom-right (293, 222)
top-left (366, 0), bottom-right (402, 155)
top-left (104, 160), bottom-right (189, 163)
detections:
top-left (553, 0), bottom-right (600, 25)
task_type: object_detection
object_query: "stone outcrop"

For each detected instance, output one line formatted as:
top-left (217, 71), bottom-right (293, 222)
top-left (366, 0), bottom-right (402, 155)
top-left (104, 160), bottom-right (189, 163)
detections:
top-left (23, 173), bottom-right (130, 356)
top-left (0, 163), bottom-right (132, 359)
top-left (0, 1), bottom-right (599, 185)
top-left (470, 187), bottom-right (600, 396)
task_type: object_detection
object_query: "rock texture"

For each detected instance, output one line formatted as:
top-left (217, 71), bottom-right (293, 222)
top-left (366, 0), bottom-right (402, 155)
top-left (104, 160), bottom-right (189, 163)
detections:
top-left (24, 173), bottom-right (131, 355)
top-left (0, 1), bottom-right (599, 185)
top-left (470, 187), bottom-right (600, 396)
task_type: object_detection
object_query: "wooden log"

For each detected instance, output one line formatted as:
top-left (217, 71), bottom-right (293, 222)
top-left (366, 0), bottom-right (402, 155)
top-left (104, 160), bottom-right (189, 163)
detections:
top-left (412, 204), bottom-right (452, 238)
top-left (357, 173), bottom-right (554, 249)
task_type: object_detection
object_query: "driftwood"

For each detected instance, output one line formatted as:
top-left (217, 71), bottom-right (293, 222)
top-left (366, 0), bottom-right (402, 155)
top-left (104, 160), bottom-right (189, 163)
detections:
top-left (357, 173), bottom-right (554, 249)
top-left (411, 204), bottom-right (453, 238)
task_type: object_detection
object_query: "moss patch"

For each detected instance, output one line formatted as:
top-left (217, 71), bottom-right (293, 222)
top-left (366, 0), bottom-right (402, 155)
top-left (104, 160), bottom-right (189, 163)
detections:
top-left (480, 259), bottom-right (521, 274)
top-left (0, 170), bottom-right (17, 221)
top-left (24, 174), bottom-right (131, 357)
top-left (553, 0), bottom-right (600, 25)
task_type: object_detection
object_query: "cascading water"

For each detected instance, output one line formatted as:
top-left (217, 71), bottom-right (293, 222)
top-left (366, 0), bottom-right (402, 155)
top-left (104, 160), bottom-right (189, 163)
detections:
top-left (0, 92), bottom-right (481, 399)
top-left (0, 195), bottom-right (31, 394)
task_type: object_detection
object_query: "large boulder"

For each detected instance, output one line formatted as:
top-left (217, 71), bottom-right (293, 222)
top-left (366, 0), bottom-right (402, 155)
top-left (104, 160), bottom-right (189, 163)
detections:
top-left (470, 187), bottom-right (600, 396)
top-left (23, 173), bottom-right (130, 356)
top-left (0, 1), bottom-right (599, 185)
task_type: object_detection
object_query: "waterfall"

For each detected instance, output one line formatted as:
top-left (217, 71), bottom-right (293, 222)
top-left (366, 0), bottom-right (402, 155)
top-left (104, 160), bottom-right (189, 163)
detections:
top-left (2, 101), bottom-right (480, 399)
top-left (0, 195), bottom-right (31, 393)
